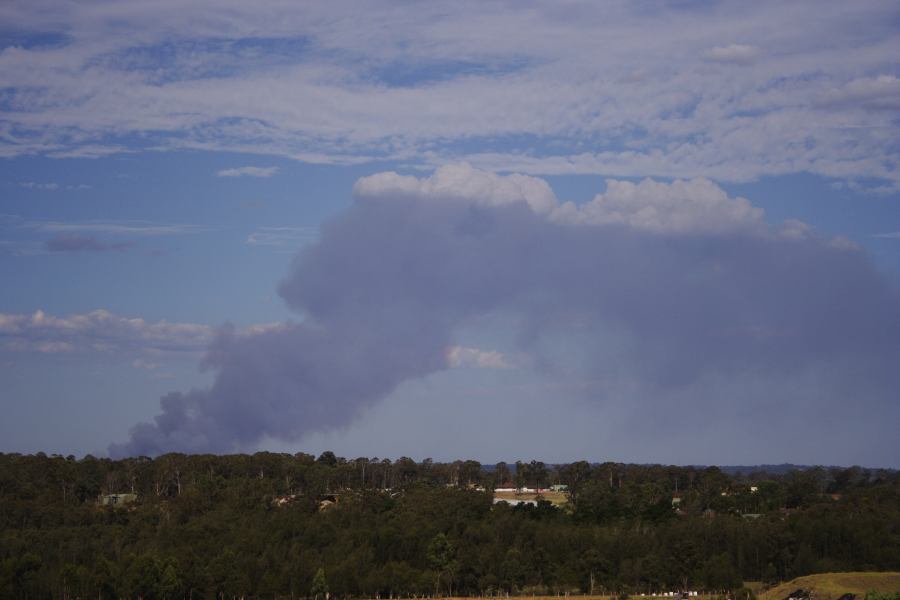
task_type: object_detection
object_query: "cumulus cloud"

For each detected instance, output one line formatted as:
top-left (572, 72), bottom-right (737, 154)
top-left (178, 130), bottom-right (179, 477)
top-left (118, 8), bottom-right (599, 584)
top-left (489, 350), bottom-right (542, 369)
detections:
top-left (111, 167), bottom-right (900, 459)
top-left (354, 163), bottom-right (558, 214)
top-left (702, 44), bottom-right (762, 65)
top-left (0, 309), bottom-right (214, 355)
top-left (551, 177), bottom-right (764, 234)
top-left (217, 166), bottom-right (279, 178)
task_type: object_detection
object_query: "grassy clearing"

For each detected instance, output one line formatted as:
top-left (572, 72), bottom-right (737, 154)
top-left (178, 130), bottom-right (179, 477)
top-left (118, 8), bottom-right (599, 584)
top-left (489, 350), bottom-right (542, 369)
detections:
top-left (492, 491), bottom-right (569, 505)
top-left (761, 572), bottom-right (900, 599)
top-left (442, 596), bottom-right (721, 600)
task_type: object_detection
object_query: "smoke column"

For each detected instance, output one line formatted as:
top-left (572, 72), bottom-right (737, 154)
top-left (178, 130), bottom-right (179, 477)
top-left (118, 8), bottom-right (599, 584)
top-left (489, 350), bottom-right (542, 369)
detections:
top-left (110, 167), bottom-right (900, 458)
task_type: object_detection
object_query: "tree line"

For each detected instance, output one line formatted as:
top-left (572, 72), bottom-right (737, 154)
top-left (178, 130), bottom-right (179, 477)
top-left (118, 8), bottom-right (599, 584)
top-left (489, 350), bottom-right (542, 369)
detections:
top-left (0, 452), bottom-right (898, 599)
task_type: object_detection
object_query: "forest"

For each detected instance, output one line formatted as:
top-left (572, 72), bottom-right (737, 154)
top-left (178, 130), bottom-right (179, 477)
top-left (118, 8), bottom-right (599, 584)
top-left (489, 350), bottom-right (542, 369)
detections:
top-left (1, 452), bottom-right (898, 599)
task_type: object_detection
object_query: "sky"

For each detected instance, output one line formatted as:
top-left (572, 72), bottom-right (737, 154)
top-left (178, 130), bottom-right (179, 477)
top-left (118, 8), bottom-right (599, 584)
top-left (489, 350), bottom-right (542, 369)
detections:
top-left (1, 0), bottom-right (899, 467)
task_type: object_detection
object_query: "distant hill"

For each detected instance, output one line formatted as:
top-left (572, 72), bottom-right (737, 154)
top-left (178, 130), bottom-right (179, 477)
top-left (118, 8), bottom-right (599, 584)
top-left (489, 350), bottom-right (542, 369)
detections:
top-left (717, 465), bottom-right (895, 476)
top-left (718, 464), bottom-right (827, 476)
top-left (761, 572), bottom-right (900, 599)
top-left (721, 465), bottom-right (899, 476)
top-left (487, 463), bottom-right (897, 475)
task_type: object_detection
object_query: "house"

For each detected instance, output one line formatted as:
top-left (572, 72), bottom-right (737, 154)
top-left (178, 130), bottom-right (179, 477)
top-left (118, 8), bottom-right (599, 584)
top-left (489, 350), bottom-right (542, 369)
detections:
top-left (273, 494), bottom-right (298, 507)
top-left (550, 484), bottom-right (568, 492)
top-left (318, 493), bottom-right (340, 511)
top-left (99, 493), bottom-right (137, 507)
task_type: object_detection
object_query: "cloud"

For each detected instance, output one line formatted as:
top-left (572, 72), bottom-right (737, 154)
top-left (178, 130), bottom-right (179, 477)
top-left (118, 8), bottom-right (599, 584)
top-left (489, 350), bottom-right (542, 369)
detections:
top-left (16, 182), bottom-right (89, 190)
top-left (25, 220), bottom-right (202, 236)
top-left (702, 44), bottom-right (762, 65)
top-left (354, 163), bottom-right (558, 214)
top-left (820, 75), bottom-right (900, 111)
top-left (0, 309), bottom-right (214, 355)
top-left (245, 226), bottom-right (318, 248)
top-left (19, 181), bottom-right (59, 190)
top-left (1, 2), bottom-right (898, 188)
top-left (44, 234), bottom-right (133, 253)
top-left (132, 358), bottom-right (161, 370)
top-left (0, 240), bottom-right (45, 257)
top-left (551, 177), bottom-right (764, 234)
top-left (217, 166), bottom-right (279, 178)
top-left (446, 346), bottom-right (514, 369)
top-left (872, 231), bottom-right (900, 239)
top-left (110, 166), bottom-right (900, 460)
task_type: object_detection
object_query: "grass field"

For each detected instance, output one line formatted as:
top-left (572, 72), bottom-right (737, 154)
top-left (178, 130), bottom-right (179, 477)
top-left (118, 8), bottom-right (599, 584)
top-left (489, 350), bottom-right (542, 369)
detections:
top-left (492, 491), bottom-right (569, 506)
top-left (435, 572), bottom-right (899, 600)
top-left (435, 573), bottom-right (899, 600)
top-left (760, 572), bottom-right (900, 599)
top-left (443, 596), bottom-right (714, 600)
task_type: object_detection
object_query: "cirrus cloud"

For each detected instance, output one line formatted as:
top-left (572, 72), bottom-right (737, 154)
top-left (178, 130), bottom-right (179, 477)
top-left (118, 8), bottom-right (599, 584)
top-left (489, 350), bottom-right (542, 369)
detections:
top-left (0, 1), bottom-right (898, 189)
top-left (216, 166), bottom-right (279, 178)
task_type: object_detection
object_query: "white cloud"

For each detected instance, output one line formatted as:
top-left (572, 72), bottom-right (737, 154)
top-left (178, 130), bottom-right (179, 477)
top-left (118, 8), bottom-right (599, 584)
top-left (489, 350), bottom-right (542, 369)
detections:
top-left (779, 218), bottom-right (814, 241)
top-left (820, 75), bottom-right (900, 111)
top-left (0, 309), bottom-right (286, 358)
top-left (24, 219), bottom-right (203, 236)
top-left (872, 231), bottom-right (900, 239)
top-left (357, 166), bottom-right (771, 235)
top-left (20, 182), bottom-right (59, 190)
top-left (0, 2), bottom-right (897, 188)
top-left (354, 166), bottom-right (854, 244)
top-left (0, 309), bottom-right (214, 354)
top-left (0, 309), bottom-right (276, 356)
top-left (827, 235), bottom-right (859, 251)
top-left (445, 346), bottom-right (514, 369)
top-left (551, 177), bottom-right (764, 234)
top-left (354, 163), bottom-right (559, 214)
top-left (216, 166), bottom-right (279, 178)
top-left (702, 44), bottom-right (762, 65)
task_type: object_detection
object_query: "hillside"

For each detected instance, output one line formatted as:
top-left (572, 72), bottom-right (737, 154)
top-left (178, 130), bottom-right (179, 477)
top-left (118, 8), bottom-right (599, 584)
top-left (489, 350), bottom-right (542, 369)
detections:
top-left (762, 573), bottom-right (900, 599)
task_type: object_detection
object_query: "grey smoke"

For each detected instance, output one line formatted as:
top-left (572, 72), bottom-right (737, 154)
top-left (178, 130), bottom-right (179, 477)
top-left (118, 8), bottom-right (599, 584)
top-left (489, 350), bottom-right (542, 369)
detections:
top-left (109, 177), bottom-right (900, 460)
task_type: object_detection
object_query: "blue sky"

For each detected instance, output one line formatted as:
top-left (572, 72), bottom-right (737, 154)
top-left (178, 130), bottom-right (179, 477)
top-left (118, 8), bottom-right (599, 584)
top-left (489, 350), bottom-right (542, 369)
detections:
top-left (1, 0), bottom-right (899, 466)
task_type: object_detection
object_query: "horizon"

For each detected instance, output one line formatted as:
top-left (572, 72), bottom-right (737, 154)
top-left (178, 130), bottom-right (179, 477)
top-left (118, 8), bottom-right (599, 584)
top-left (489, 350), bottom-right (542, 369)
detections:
top-left (3, 452), bottom-right (897, 475)
top-left (1, 1), bottom-right (899, 468)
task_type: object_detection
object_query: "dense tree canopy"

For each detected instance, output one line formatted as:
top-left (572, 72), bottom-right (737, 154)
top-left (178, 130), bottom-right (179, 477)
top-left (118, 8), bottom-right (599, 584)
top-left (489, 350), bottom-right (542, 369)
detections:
top-left (0, 452), bottom-right (897, 599)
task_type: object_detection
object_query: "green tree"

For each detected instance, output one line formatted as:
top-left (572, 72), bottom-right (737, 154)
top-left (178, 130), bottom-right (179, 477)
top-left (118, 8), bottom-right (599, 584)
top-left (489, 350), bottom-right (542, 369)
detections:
top-left (311, 567), bottom-right (329, 600)
top-left (427, 533), bottom-right (457, 596)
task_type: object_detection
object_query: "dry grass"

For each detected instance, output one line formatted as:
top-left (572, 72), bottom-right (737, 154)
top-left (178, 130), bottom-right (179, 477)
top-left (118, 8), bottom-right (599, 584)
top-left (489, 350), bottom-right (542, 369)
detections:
top-left (761, 572), bottom-right (900, 599)
top-left (492, 491), bottom-right (569, 506)
top-left (441, 595), bottom-right (720, 600)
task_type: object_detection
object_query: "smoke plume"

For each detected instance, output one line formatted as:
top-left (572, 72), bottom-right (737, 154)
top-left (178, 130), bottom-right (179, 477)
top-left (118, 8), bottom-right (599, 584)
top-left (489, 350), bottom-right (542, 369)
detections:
top-left (110, 166), bottom-right (900, 458)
